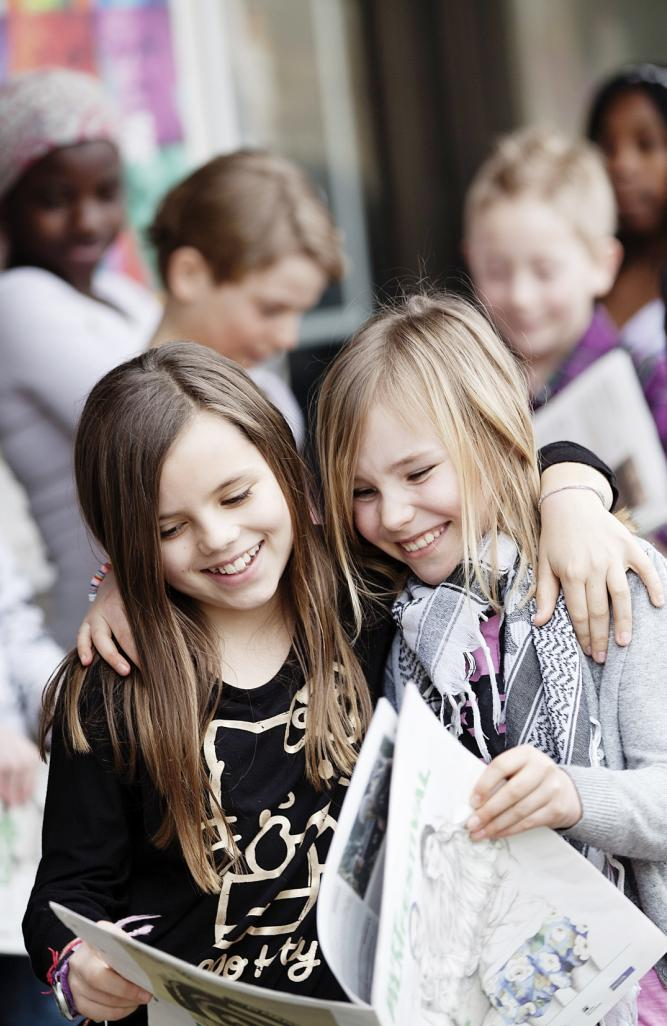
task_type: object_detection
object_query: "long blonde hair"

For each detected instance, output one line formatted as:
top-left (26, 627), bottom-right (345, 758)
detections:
top-left (41, 342), bottom-right (370, 892)
top-left (316, 294), bottom-right (540, 631)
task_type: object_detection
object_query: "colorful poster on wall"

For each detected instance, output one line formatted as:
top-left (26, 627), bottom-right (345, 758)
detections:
top-left (0, 0), bottom-right (188, 283)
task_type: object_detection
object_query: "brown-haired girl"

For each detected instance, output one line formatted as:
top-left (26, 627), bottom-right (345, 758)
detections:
top-left (147, 149), bottom-right (344, 446)
top-left (23, 343), bottom-right (375, 1023)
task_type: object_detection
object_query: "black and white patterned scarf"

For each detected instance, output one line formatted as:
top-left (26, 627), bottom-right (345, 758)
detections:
top-left (385, 534), bottom-right (635, 1024)
top-left (385, 534), bottom-right (595, 769)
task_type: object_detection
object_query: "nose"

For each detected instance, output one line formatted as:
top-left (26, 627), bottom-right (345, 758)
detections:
top-left (272, 315), bottom-right (300, 354)
top-left (195, 513), bottom-right (241, 557)
top-left (71, 197), bottom-right (106, 237)
top-left (606, 142), bottom-right (640, 184)
top-left (506, 271), bottom-right (536, 312)
top-left (380, 490), bottom-right (415, 534)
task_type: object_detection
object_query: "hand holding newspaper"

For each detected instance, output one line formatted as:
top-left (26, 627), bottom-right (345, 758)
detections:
top-left (52, 684), bottom-right (666, 1026)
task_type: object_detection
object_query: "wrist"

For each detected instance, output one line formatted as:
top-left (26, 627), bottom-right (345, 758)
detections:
top-left (558, 771), bottom-right (583, 830)
top-left (540, 462), bottom-right (613, 510)
top-left (538, 483), bottom-right (609, 513)
top-left (48, 939), bottom-right (82, 1021)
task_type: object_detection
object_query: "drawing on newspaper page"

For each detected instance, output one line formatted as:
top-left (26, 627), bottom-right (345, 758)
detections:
top-left (367, 685), bottom-right (667, 1026)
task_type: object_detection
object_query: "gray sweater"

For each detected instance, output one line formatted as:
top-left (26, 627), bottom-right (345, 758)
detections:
top-left (561, 541), bottom-right (667, 986)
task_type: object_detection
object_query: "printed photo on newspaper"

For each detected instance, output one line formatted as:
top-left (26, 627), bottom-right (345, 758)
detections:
top-left (52, 683), bottom-right (666, 1026)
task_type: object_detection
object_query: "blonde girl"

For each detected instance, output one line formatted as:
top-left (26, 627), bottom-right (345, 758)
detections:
top-left (23, 343), bottom-right (374, 1024)
top-left (316, 294), bottom-right (667, 1020)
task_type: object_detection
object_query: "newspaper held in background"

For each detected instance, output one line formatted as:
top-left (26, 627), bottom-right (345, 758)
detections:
top-left (52, 683), bottom-right (666, 1026)
top-left (532, 348), bottom-right (667, 533)
top-left (0, 762), bottom-right (47, 954)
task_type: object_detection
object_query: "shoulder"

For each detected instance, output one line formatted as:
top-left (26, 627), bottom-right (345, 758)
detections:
top-left (93, 269), bottom-right (161, 323)
top-left (620, 300), bottom-right (666, 365)
top-left (0, 266), bottom-right (73, 306)
top-left (248, 366), bottom-right (305, 447)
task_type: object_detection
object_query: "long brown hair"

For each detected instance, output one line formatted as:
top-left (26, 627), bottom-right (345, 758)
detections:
top-left (41, 342), bottom-right (370, 891)
top-left (148, 149), bottom-right (345, 287)
top-left (316, 294), bottom-right (541, 632)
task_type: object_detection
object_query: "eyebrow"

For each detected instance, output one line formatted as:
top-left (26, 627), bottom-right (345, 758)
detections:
top-left (158, 474), bottom-right (248, 520)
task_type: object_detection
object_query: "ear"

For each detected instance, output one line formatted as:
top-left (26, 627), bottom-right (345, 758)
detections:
top-left (166, 246), bottom-right (214, 304)
top-left (591, 236), bottom-right (623, 298)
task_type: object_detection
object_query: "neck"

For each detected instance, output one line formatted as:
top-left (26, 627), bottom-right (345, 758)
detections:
top-left (150, 300), bottom-right (195, 348)
top-left (203, 595), bottom-right (294, 690)
top-left (620, 233), bottom-right (667, 266)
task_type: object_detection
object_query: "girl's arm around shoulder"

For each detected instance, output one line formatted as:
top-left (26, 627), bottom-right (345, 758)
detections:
top-left (563, 540), bottom-right (667, 860)
top-left (22, 660), bottom-right (135, 982)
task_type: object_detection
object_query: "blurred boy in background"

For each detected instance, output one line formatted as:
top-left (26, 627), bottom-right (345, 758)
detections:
top-left (463, 127), bottom-right (667, 455)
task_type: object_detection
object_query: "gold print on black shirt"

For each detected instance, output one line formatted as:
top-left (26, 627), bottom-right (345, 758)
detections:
top-left (200, 683), bottom-right (341, 985)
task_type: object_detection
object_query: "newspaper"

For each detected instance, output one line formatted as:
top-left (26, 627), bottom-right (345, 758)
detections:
top-left (532, 347), bottom-right (667, 533)
top-left (0, 762), bottom-right (48, 955)
top-left (52, 685), bottom-right (666, 1026)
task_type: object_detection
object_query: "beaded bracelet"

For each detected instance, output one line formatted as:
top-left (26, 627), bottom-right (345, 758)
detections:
top-left (88, 561), bottom-right (111, 603)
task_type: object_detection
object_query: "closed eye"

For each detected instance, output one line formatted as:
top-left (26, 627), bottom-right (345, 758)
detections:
top-left (222, 487), bottom-right (252, 506)
top-left (407, 465), bottom-right (435, 482)
top-left (352, 486), bottom-right (377, 501)
top-left (160, 522), bottom-right (184, 540)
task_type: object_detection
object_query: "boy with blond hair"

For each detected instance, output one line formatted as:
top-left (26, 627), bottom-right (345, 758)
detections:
top-left (464, 126), bottom-right (667, 452)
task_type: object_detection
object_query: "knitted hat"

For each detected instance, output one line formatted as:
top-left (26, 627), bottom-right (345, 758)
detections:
top-left (0, 67), bottom-right (121, 198)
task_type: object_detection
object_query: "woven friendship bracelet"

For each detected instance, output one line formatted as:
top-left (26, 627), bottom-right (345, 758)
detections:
top-left (47, 938), bottom-right (83, 1021)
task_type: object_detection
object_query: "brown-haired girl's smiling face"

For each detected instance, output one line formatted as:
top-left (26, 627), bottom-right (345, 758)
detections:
top-left (158, 411), bottom-right (294, 629)
top-left (4, 139), bottom-right (124, 291)
top-left (597, 89), bottom-right (667, 235)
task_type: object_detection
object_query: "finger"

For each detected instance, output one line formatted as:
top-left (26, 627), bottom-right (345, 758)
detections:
top-left (112, 624), bottom-right (140, 670)
top-left (627, 549), bottom-right (665, 609)
top-left (470, 747), bottom-right (536, 807)
top-left (469, 763), bottom-right (543, 832)
top-left (76, 621), bottom-right (94, 665)
top-left (558, 579), bottom-right (591, 656)
top-left (90, 622), bottom-right (131, 676)
top-left (532, 559), bottom-right (560, 627)
top-left (71, 962), bottom-right (151, 1009)
top-left (606, 566), bottom-right (632, 647)
top-left (75, 994), bottom-right (141, 1021)
top-left (584, 577), bottom-right (610, 664)
top-left (470, 782), bottom-right (552, 839)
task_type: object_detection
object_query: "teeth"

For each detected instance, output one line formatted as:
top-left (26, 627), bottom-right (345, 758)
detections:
top-left (401, 526), bottom-right (445, 553)
top-left (208, 543), bottom-right (260, 576)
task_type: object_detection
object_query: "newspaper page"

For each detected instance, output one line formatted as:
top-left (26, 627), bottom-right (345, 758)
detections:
top-left (318, 699), bottom-right (398, 1003)
top-left (371, 684), bottom-right (667, 1026)
top-left (0, 762), bottom-right (48, 954)
top-left (532, 347), bottom-right (667, 533)
top-left (52, 905), bottom-right (378, 1026)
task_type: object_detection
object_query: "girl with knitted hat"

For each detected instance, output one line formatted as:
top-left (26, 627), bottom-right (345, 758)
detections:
top-left (0, 67), bottom-right (161, 648)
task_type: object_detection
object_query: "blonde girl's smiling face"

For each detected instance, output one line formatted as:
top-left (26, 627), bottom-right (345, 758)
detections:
top-left (353, 403), bottom-right (465, 586)
top-left (158, 411), bottom-right (293, 626)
